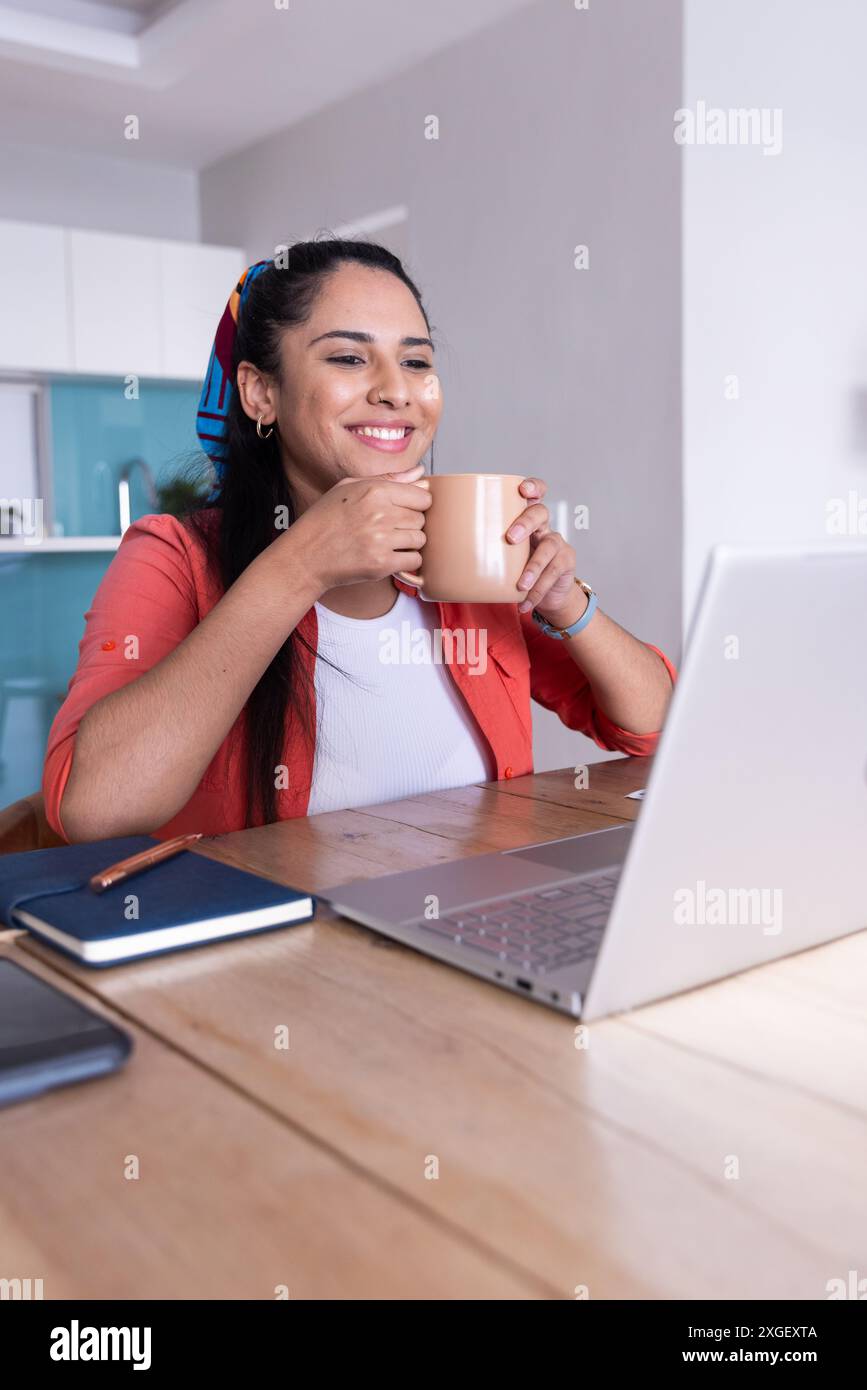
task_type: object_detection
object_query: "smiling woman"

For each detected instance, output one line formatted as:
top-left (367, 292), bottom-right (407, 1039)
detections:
top-left (309, 323), bottom-right (436, 457)
top-left (190, 242), bottom-right (447, 825)
top-left (43, 238), bottom-right (676, 843)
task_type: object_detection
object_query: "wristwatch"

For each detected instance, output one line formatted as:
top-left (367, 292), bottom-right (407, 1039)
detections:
top-left (531, 577), bottom-right (597, 639)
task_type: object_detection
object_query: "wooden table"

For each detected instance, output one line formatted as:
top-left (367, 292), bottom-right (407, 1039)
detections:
top-left (2, 756), bottom-right (865, 1299)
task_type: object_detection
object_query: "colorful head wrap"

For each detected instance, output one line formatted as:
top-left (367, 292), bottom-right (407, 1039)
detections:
top-left (196, 259), bottom-right (271, 487)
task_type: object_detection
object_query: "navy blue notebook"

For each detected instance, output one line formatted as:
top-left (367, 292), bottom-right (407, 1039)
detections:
top-left (0, 835), bottom-right (315, 967)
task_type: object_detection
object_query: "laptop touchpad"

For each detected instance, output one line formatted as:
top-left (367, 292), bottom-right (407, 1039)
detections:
top-left (505, 825), bottom-right (632, 875)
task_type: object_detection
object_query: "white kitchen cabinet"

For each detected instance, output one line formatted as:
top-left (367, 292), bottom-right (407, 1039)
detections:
top-left (0, 221), bottom-right (72, 372)
top-left (0, 221), bottom-right (244, 382)
top-left (159, 241), bottom-right (245, 380)
top-left (68, 228), bottom-right (162, 377)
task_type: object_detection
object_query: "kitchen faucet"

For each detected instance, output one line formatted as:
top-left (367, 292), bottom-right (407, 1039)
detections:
top-left (117, 457), bottom-right (159, 535)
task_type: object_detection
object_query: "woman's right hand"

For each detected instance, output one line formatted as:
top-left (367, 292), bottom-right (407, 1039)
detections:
top-left (286, 461), bottom-right (432, 591)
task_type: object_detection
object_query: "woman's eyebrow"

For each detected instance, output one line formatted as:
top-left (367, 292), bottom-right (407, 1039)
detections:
top-left (309, 329), bottom-right (434, 350)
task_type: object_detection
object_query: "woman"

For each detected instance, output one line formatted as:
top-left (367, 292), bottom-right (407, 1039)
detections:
top-left (43, 239), bottom-right (676, 842)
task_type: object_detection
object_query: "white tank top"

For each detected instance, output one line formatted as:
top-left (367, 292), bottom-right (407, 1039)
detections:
top-left (306, 588), bottom-right (493, 815)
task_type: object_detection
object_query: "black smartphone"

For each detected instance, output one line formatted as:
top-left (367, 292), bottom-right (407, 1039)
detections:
top-left (0, 958), bottom-right (133, 1108)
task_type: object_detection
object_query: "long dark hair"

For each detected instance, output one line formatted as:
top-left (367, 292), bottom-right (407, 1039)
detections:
top-left (183, 238), bottom-right (436, 828)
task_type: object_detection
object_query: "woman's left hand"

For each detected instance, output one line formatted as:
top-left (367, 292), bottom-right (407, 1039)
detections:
top-left (506, 477), bottom-right (581, 623)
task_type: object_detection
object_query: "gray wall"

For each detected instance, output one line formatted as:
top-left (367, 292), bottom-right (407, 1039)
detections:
top-left (201, 0), bottom-right (682, 772)
top-left (682, 0), bottom-right (867, 625)
top-left (0, 139), bottom-right (200, 240)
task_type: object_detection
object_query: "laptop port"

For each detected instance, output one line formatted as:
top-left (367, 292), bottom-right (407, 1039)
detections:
top-left (515, 978), bottom-right (533, 992)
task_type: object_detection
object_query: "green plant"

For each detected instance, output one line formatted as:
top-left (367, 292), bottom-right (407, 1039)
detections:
top-left (156, 477), bottom-right (210, 518)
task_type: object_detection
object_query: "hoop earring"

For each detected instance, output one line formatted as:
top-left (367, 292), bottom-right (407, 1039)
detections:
top-left (256, 414), bottom-right (274, 440)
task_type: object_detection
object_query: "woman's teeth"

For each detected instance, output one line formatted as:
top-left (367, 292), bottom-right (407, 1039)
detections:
top-left (350, 426), bottom-right (408, 439)
top-left (346, 424), bottom-right (414, 452)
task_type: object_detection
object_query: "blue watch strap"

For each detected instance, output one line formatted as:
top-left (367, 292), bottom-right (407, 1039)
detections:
top-left (532, 584), bottom-right (597, 639)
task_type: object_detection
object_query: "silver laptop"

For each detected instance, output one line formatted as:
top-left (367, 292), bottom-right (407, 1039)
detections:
top-left (324, 543), bottom-right (867, 1020)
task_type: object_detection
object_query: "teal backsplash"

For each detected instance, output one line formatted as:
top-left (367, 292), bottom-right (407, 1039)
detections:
top-left (1, 378), bottom-right (206, 807)
top-left (0, 551), bottom-right (115, 806)
top-left (50, 378), bottom-right (205, 536)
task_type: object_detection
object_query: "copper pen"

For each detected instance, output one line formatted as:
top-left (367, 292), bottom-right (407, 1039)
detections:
top-left (88, 833), bottom-right (203, 893)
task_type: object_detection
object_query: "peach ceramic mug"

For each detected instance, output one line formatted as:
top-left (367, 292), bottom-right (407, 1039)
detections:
top-left (395, 473), bottom-right (532, 603)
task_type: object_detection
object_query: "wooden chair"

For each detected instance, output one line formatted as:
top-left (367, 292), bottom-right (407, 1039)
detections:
top-left (0, 791), bottom-right (66, 855)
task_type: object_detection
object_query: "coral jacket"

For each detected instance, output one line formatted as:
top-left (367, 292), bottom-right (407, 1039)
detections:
top-left (42, 512), bottom-right (677, 842)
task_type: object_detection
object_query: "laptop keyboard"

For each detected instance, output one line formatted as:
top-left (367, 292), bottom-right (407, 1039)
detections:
top-left (416, 871), bottom-right (620, 975)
